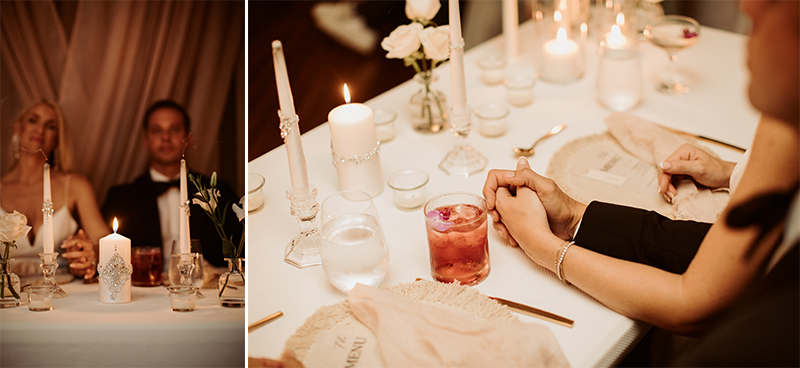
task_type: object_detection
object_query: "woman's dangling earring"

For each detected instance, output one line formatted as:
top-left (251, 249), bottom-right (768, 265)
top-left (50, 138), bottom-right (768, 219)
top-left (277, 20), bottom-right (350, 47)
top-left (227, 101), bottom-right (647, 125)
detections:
top-left (12, 134), bottom-right (20, 160)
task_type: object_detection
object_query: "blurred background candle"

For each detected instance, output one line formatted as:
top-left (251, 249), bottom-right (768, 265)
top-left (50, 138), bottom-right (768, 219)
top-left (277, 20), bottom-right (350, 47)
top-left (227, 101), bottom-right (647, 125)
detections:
top-left (596, 24), bottom-right (641, 111)
top-left (328, 84), bottom-right (384, 197)
top-left (99, 218), bottom-right (132, 304)
top-left (449, 0), bottom-right (467, 116)
top-left (272, 40), bottom-right (310, 197)
top-left (502, 0), bottom-right (519, 62)
top-left (42, 163), bottom-right (55, 256)
top-left (541, 28), bottom-right (581, 83)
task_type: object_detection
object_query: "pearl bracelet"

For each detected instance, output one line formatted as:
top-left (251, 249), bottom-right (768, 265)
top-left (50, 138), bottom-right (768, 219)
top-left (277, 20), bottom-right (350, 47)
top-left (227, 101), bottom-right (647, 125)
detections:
top-left (555, 241), bottom-right (576, 283)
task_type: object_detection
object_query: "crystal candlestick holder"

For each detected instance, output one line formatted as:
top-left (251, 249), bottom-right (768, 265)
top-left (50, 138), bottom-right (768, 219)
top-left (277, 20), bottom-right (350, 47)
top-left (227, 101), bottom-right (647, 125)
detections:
top-left (439, 107), bottom-right (487, 176)
top-left (175, 253), bottom-right (204, 299)
top-left (39, 253), bottom-right (67, 298)
top-left (285, 185), bottom-right (321, 268)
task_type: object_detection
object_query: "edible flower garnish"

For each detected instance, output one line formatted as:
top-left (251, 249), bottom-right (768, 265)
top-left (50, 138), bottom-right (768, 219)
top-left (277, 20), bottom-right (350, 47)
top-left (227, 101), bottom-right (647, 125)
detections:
top-left (682, 28), bottom-right (698, 39)
top-left (426, 208), bottom-right (454, 231)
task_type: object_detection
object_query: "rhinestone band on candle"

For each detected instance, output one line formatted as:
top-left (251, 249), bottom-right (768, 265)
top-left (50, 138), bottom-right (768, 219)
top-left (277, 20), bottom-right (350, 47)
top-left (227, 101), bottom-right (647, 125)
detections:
top-left (98, 252), bottom-right (132, 301)
top-left (331, 142), bottom-right (381, 165)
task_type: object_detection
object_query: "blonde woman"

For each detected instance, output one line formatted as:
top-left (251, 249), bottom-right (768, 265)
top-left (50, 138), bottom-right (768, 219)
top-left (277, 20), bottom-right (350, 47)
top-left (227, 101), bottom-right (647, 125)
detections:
top-left (1, 99), bottom-right (109, 279)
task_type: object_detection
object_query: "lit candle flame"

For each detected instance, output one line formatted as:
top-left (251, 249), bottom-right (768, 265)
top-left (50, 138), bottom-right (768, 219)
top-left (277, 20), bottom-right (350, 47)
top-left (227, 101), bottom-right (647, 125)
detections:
top-left (113, 217), bottom-right (119, 233)
top-left (535, 10), bottom-right (542, 21)
top-left (616, 13), bottom-right (625, 26)
top-left (557, 27), bottom-right (567, 42)
top-left (343, 84), bottom-right (351, 104)
top-left (581, 23), bottom-right (588, 33)
top-left (611, 24), bottom-right (621, 37)
top-left (554, 10), bottom-right (562, 22)
top-left (606, 0), bottom-right (612, 10)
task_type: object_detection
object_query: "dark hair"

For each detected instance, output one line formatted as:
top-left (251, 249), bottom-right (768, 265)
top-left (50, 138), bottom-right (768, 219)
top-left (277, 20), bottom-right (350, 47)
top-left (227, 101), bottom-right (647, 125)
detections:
top-left (143, 100), bottom-right (191, 131)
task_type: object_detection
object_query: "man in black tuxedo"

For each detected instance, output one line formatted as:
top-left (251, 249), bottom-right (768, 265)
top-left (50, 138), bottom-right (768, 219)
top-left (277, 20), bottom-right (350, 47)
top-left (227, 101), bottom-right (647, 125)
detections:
top-left (102, 100), bottom-right (242, 269)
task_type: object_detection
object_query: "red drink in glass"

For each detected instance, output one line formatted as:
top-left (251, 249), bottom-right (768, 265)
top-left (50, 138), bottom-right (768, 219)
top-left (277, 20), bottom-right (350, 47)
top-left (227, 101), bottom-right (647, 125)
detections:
top-left (132, 246), bottom-right (162, 287)
top-left (424, 192), bottom-right (490, 285)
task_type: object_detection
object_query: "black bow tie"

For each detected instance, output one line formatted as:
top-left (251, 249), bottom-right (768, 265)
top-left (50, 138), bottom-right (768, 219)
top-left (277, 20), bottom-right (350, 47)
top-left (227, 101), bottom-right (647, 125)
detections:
top-left (152, 180), bottom-right (181, 196)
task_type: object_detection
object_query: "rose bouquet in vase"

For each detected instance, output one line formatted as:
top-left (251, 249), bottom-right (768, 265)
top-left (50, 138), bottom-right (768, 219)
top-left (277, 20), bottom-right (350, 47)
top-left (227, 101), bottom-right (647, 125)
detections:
top-left (0, 211), bottom-right (32, 308)
top-left (381, 0), bottom-right (450, 133)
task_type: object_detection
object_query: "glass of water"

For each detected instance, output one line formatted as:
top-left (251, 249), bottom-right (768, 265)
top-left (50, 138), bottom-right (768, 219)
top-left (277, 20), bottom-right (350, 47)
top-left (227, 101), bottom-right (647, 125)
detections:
top-left (319, 190), bottom-right (389, 294)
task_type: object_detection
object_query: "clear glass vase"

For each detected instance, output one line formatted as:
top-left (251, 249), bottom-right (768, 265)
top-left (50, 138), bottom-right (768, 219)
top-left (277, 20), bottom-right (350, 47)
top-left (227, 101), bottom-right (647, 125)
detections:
top-left (0, 258), bottom-right (21, 308)
top-left (409, 71), bottom-right (447, 133)
top-left (218, 258), bottom-right (244, 308)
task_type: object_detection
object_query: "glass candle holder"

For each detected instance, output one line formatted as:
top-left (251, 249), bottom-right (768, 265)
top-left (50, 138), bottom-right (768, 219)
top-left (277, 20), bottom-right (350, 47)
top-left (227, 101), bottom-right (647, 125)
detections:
top-left (504, 75), bottom-right (536, 107)
top-left (167, 286), bottom-right (198, 312)
top-left (25, 285), bottom-right (54, 312)
top-left (477, 54), bottom-right (506, 85)
top-left (373, 108), bottom-right (397, 143)
top-left (532, 0), bottom-right (588, 83)
top-left (387, 169), bottom-right (429, 210)
top-left (596, 25), bottom-right (642, 111)
top-left (475, 102), bottom-right (510, 137)
top-left (248, 173), bottom-right (265, 213)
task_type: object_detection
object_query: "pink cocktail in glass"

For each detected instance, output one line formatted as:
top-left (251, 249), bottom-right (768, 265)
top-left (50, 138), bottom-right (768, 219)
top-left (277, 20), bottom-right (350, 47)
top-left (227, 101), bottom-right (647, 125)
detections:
top-left (424, 192), bottom-right (489, 285)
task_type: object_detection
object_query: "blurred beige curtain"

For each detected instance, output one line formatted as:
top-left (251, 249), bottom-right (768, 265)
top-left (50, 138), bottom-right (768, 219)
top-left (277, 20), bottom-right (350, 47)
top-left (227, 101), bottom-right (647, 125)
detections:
top-left (1, 0), bottom-right (244, 201)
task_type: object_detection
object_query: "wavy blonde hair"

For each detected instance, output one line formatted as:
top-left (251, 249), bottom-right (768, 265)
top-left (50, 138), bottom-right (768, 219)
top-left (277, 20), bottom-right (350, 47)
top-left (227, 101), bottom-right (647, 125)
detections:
top-left (11, 99), bottom-right (74, 172)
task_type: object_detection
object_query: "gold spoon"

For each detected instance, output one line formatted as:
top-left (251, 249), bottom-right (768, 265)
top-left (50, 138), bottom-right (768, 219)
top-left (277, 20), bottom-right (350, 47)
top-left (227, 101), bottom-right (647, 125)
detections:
top-left (513, 124), bottom-right (566, 156)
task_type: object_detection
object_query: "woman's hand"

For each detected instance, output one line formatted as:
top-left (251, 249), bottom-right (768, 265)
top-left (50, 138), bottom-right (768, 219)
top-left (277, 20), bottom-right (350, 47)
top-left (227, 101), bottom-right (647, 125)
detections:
top-left (495, 186), bottom-right (564, 269)
top-left (657, 143), bottom-right (737, 202)
top-left (483, 157), bottom-right (586, 242)
top-left (61, 229), bottom-right (97, 279)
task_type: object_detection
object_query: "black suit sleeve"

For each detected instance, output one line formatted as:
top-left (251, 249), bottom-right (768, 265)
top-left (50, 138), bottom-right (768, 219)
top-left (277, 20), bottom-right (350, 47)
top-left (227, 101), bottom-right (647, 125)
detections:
top-left (573, 201), bottom-right (712, 274)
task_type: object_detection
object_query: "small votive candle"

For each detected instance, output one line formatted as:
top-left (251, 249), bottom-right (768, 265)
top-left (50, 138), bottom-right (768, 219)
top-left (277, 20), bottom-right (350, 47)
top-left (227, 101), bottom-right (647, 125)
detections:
top-left (248, 173), bottom-right (266, 213)
top-left (25, 285), bottom-right (54, 311)
top-left (477, 54), bottom-right (506, 85)
top-left (504, 75), bottom-right (536, 107)
top-left (167, 286), bottom-right (198, 312)
top-left (373, 108), bottom-right (397, 143)
top-left (475, 102), bottom-right (510, 137)
top-left (387, 169), bottom-right (429, 210)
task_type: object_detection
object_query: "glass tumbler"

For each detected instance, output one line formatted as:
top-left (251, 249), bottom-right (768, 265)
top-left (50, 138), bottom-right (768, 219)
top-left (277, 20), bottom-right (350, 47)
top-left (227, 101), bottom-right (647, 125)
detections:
top-left (424, 192), bottom-right (490, 285)
top-left (319, 190), bottom-right (389, 294)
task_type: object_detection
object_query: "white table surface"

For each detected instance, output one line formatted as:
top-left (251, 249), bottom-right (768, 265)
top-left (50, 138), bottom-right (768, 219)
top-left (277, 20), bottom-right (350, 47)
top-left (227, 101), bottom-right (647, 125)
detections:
top-left (0, 280), bottom-right (245, 367)
top-left (248, 21), bottom-right (757, 367)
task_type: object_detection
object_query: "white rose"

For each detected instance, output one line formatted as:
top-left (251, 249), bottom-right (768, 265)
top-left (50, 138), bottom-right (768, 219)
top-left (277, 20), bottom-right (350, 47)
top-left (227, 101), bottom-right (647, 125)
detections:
top-left (0, 211), bottom-right (31, 243)
top-left (419, 25), bottom-right (450, 61)
top-left (405, 0), bottom-right (441, 21)
top-left (381, 23), bottom-right (424, 59)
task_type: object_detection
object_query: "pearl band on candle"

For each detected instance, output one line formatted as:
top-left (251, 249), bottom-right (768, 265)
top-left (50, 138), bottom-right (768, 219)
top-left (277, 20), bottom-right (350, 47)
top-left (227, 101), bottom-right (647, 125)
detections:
top-left (331, 142), bottom-right (381, 165)
top-left (450, 39), bottom-right (465, 50)
top-left (42, 201), bottom-right (54, 218)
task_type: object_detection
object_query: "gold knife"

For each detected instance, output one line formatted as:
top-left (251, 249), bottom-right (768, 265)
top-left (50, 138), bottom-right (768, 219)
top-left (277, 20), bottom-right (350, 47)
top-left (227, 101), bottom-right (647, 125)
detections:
top-left (658, 125), bottom-right (746, 152)
top-left (489, 297), bottom-right (574, 328)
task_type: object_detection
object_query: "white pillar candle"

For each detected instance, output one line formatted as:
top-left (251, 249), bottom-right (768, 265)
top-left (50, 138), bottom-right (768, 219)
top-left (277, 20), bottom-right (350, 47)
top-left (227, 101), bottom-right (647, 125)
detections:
top-left (541, 28), bottom-right (581, 83)
top-left (179, 159), bottom-right (190, 259)
top-left (272, 40), bottom-right (310, 197)
top-left (448, 0), bottom-right (467, 116)
top-left (99, 219), bottom-right (131, 304)
top-left (42, 164), bottom-right (54, 256)
top-left (328, 84), bottom-right (384, 197)
top-left (606, 24), bottom-right (626, 49)
top-left (502, 0), bottom-right (519, 62)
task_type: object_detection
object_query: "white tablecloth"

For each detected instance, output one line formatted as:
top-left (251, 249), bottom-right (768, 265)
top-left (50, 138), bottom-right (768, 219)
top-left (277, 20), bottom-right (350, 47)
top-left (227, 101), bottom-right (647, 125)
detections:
top-left (248, 21), bottom-right (757, 367)
top-left (0, 280), bottom-right (244, 367)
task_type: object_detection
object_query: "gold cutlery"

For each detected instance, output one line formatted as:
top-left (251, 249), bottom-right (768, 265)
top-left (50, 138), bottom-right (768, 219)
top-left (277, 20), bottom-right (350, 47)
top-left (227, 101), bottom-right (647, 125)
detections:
top-left (489, 296), bottom-right (574, 328)
top-left (657, 124), bottom-right (746, 152)
top-left (414, 278), bottom-right (573, 328)
top-left (248, 311), bottom-right (283, 331)
top-left (514, 124), bottom-right (567, 156)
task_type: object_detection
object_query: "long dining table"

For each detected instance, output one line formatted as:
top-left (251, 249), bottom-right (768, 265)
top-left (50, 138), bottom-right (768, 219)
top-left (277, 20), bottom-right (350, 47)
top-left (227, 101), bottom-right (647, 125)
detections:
top-left (249, 20), bottom-right (757, 367)
top-left (0, 279), bottom-right (245, 367)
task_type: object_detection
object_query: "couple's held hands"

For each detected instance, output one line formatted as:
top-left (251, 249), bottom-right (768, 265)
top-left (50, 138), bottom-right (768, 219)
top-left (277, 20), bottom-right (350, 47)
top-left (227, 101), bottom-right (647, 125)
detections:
top-left (61, 229), bottom-right (98, 279)
top-left (483, 156), bottom-right (586, 249)
top-left (657, 143), bottom-right (737, 202)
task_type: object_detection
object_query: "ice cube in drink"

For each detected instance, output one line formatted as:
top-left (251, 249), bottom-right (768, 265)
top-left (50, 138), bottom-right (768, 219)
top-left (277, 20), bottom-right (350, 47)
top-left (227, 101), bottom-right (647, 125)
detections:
top-left (424, 193), bottom-right (490, 285)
